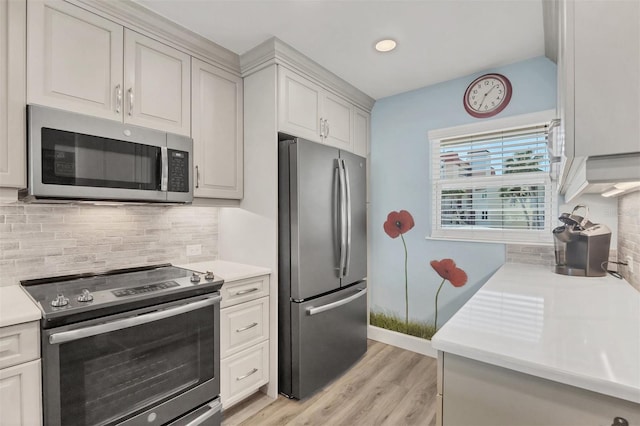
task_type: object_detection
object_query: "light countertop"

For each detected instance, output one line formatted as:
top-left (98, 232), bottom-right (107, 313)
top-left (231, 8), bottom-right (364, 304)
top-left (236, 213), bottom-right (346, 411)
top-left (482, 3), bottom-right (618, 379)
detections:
top-left (176, 260), bottom-right (271, 282)
top-left (0, 286), bottom-right (41, 328)
top-left (431, 263), bottom-right (640, 404)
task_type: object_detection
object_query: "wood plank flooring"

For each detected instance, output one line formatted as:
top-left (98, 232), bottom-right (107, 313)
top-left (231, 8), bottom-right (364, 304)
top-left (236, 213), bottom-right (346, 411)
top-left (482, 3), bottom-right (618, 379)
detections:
top-left (222, 340), bottom-right (438, 426)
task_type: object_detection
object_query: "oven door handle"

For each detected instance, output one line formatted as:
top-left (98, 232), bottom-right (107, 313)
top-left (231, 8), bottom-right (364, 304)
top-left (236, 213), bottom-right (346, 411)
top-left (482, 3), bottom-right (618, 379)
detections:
top-left (184, 399), bottom-right (222, 426)
top-left (48, 295), bottom-right (222, 345)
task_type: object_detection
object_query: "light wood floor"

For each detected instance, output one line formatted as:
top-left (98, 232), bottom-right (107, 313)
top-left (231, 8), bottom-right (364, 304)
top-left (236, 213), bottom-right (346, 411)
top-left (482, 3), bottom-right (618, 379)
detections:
top-left (222, 340), bottom-right (438, 426)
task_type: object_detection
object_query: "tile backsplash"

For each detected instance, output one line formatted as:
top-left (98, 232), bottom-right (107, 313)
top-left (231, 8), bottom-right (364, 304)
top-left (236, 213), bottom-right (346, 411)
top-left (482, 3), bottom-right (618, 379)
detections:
top-left (618, 191), bottom-right (640, 290)
top-left (0, 204), bottom-right (218, 286)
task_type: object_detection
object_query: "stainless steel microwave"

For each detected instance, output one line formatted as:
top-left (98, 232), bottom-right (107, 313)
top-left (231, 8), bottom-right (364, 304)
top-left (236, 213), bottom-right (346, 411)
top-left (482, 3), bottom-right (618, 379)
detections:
top-left (22, 105), bottom-right (193, 203)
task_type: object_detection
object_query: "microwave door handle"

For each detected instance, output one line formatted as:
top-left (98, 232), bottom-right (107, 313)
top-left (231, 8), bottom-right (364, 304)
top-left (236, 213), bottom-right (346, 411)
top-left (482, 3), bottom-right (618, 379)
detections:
top-left (49, 295), bottom-right (222, 345)
top-left (161, 146), bottom-right (168, 192)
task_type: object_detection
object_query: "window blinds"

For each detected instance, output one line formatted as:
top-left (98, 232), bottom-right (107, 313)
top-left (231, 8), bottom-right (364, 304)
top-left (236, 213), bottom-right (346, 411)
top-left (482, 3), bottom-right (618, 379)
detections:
top-left (431, 123), bottom-right (553, 243)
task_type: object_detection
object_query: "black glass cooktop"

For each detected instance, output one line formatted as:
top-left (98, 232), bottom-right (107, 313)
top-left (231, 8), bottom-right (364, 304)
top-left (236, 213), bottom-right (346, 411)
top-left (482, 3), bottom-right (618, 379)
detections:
top-left (21, 264), bottom-right (223, 328)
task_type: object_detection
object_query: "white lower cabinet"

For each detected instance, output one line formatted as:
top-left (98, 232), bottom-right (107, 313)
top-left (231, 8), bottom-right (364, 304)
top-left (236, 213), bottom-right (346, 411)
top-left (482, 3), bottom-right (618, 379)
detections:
top-left (0, 321), bottom-right (42, 426)
top-left (438, 352), bottom-right (639, 426)
top-left (220, 340), bottom-right (269, 409)
top-left (220, 275), bottom-right (270, 409)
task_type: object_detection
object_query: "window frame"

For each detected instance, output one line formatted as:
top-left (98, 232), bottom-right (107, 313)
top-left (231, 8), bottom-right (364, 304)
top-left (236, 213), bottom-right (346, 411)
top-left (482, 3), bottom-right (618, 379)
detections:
top-left (428, 110), bottom-right (557, 244)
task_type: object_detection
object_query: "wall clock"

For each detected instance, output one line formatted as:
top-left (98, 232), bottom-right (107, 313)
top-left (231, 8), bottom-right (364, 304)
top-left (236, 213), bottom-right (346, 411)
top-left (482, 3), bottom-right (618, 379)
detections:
top-left (463, 73), bottom-right (512, 118)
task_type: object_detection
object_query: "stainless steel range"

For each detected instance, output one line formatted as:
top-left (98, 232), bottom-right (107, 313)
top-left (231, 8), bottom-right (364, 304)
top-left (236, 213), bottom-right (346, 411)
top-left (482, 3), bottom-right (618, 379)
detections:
top-left (21, 264), bottom-right (224, 426)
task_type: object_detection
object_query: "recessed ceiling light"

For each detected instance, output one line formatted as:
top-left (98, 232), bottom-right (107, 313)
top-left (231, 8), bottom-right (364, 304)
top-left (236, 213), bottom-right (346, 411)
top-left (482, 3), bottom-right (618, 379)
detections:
top-left (375, 39), bottom-right (397, 52)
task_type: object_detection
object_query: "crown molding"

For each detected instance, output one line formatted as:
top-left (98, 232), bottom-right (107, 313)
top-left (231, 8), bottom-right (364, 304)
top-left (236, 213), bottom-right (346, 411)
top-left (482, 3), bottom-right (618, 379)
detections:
top-left (68, 0), bottom-right (241, 75)
top-left (241, 37), bottom-right (375, 111)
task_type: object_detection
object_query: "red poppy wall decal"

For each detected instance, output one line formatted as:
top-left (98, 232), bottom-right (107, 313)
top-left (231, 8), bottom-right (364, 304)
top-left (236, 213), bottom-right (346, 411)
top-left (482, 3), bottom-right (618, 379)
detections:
top-left (383, 210), bottom-right (415, 327)
top-left (430, 258), bottom-right (468, 330)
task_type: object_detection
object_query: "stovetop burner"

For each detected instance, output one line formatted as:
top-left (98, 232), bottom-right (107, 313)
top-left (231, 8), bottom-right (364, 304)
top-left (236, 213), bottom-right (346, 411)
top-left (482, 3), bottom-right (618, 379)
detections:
top-left (21, 264), bottom-right (223, 328)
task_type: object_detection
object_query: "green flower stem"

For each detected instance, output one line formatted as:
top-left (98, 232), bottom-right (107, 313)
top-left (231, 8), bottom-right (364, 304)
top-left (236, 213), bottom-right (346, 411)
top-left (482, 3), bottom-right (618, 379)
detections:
top-left (400, 233), bottom-right (408, 328)
top-left (434, 278), bottom-right (446, 330)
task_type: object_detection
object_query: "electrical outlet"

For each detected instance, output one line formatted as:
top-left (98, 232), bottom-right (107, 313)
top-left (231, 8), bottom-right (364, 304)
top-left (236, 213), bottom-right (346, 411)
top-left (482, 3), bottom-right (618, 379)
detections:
top-left (626, 256), bottom-right (634, 273)
top-left (186, 244), bottom-right (202, 256)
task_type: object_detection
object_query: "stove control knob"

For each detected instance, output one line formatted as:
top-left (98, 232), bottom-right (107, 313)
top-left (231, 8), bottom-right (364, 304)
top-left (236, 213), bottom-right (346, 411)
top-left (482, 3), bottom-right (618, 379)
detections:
top-left (190, 273), bottom-right (201, 283)
top-left (205, 271), bottom-right (215, 281)
top-left (77, 289), bottom-right (94, 303)
top-left (51, 294), bottom-right (69, 308)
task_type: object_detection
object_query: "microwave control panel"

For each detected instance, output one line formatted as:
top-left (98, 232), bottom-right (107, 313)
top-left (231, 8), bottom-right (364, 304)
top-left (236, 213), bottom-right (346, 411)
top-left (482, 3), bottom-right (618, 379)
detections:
top-left (168, 150), bottom-right (189, 193)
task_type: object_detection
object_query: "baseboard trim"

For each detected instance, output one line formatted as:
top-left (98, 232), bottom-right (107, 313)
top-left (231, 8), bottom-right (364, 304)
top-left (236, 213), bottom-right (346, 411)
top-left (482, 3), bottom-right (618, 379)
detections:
top-left (367, 325), bottom-right (437, 358)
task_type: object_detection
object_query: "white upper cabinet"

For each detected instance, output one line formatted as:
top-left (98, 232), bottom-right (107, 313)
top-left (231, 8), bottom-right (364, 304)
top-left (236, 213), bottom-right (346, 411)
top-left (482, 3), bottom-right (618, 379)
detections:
top-left (27, 0), bottom-right (123, 121)
top-left (278, 66), bottom-right (356, 151)
top-left (322, 92), bottom-right (353, 151)
top-left (0, 0), bottom-right (26, 192)
top-left (353, 107), bottom-right (370, 158)
top-left (192, 58), bottom-right (244, 199)
top-left (278, 67), bottom-right (323, 143)
top-left (124, 30), bottom-right (191, 136)
top-left (559, 0), bottom-right (640, 159)
top-left (27, 1), bottom-right (191, 136)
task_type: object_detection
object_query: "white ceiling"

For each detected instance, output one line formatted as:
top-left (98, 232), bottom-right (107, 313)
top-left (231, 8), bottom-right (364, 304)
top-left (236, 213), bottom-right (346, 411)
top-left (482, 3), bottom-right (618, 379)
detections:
top-left (135, 0), bottom-right (545, 100)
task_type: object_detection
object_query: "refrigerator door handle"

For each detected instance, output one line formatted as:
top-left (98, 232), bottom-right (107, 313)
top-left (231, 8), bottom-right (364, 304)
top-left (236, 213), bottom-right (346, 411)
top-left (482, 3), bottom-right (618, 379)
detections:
top-left (306, 288), bottom-right (367, 316)
top-left (343, 160), bottom-right (352, 277)
top-left (338, 159), bottom-right (347, 278)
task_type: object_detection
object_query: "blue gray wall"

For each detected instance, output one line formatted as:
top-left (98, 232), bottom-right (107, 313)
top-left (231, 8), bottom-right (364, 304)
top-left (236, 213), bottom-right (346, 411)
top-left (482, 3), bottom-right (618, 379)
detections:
top-left (369, 56), bottom-right (557, 328)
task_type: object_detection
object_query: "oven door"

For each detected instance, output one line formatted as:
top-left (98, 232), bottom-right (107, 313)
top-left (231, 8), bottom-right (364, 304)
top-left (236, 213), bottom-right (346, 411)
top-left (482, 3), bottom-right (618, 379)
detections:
top-left (41, 294), bottom-right (220, 426)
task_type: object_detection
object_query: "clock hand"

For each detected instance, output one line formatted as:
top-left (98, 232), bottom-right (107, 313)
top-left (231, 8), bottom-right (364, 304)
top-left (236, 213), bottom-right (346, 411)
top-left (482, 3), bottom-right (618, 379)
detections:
top-left (478, 85), bottom-right (498, 110)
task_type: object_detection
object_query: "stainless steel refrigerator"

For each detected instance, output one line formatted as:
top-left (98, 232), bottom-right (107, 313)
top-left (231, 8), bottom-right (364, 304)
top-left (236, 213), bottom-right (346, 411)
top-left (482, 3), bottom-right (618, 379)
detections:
top-left (278, 137), bottom-right (367, 400)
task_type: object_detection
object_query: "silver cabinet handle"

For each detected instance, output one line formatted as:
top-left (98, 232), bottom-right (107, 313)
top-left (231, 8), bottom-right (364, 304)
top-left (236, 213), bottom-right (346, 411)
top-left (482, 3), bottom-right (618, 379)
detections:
top-left (236, 322), bottom-right (258, 333)
top-left (49, 295), bottom-right (222, 345)
top-left (115, 85), bottom-right (122, 114)
top-left (236, 368), bottom-right (258, 381)
top-left (195, 165), bottom-right (200, 189)
top-left (235, 287), bottom-right (258, 296)
top-left (319, 117), bottom-right (325, 138)
top-left (128, 88), bottom-right (134, 116)
top-left (184, 399), bottom-right (222, 426)
top-left (307, 288), bottom-right (366, 316)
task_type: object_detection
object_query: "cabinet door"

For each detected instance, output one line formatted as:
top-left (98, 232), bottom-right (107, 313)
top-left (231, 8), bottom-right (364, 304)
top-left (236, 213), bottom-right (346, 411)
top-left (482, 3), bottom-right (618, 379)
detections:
top-left (27, 0), bottom-right (123, 121)
top-left (0, 0), bottom-right (26, 191)
top-left (192, 58), bottom-right (243, 199)
top-left (353, 107), bottom-right (370, 158)
top-left (124, 29), bottom-right (191, 136)
top-left (278, 67), bottom-right (322, 143)
top-left (0, 360), bottom-right (42, 426)
top-left (573, 0), bottom-right (640, 157)
top-left (322, 92), bottom-right (353, 151)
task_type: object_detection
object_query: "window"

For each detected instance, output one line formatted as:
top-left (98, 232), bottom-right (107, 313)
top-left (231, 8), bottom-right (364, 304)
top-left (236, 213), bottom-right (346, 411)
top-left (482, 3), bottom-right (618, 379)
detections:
top-left (429, 111), bottom-right (556, 243)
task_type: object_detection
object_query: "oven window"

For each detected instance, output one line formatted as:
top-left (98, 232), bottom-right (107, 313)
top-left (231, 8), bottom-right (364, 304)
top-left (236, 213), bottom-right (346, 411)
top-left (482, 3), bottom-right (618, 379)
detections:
top-left (58, 307), bottom-right (214, 426)
top-left (41, 128), bottom-right (161, 190)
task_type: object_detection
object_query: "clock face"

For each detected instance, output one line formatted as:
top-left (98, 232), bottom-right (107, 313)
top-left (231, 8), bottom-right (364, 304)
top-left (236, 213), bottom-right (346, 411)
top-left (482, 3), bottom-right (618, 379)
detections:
top-left (463, 73), bottom-right (512, 118)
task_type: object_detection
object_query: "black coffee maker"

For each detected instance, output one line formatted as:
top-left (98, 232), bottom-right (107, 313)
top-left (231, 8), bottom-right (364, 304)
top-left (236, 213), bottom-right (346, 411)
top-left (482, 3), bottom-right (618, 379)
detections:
top-left (553, 205), bottom-right (611, 277)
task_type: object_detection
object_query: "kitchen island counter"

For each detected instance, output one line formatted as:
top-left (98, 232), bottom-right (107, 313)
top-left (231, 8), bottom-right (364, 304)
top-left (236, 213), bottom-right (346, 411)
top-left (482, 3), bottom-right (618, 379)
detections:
top-left (431, 263), bottom-right (640, 404)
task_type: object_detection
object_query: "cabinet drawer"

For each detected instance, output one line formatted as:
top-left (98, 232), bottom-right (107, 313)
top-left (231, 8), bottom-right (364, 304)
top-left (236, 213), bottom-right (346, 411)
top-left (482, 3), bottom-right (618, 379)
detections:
top-left (0, 321), bottom-right (39, 370)
top-left (0, 359), bottom-right (42, 426)
top-left (220, 275), bottom-right (269, 308)
top-left (220, 340), bottom-right (269, 409)
top-left (220, 296), bottom-right (269, 358)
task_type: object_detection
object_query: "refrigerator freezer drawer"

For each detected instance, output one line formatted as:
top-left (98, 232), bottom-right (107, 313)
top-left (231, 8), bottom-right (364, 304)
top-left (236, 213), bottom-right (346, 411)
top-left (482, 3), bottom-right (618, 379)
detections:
top-left (288, 284), bottom-right (367, 399)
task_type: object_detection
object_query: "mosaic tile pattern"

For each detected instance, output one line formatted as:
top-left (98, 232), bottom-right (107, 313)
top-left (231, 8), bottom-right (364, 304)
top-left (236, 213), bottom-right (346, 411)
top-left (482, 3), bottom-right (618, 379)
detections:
top-left (618, 191), bottom-right (640, 290)
top-left (0, 204), bottom-right (218, 286)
